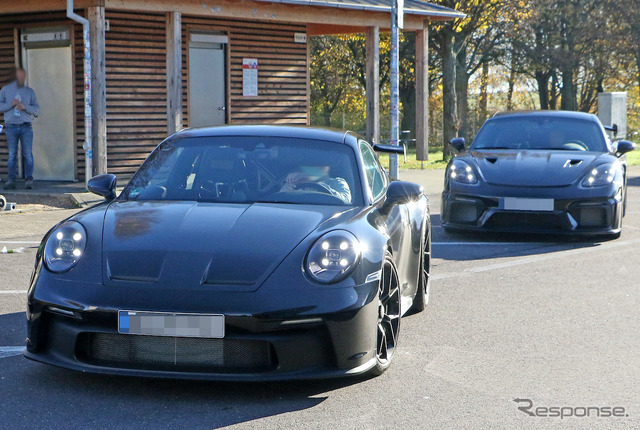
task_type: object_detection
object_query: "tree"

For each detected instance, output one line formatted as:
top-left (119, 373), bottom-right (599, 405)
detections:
top-left (309, 36), bottom-right (357, 127)
top-left (432, 0), bottom-right (508, 156)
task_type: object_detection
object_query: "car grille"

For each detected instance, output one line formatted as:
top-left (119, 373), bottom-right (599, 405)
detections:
top-left (76, 333), bottom-right (276, 373)
top-left (486, 212), bottom-right (564, 230)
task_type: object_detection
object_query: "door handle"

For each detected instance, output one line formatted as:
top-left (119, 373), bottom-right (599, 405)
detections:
top-left (218, 106), bottom-right (226, 111)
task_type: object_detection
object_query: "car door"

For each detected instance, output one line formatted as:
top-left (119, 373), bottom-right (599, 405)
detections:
top-left (359, 141), bottom-right (418, 305)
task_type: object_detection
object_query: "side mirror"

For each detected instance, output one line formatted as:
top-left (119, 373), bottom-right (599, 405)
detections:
top-left (616, 140), bottom-right (636, 156)
top-left (604, 124), bottom-right (619, 138)
top-left (88, 174), bottom-right (117, 200)
top-left (373, 144), bottom-right (406, 155)
top-left (450, 137), bottom-right (466, 153)
top-left (381, 181), bottom-right (423, 214)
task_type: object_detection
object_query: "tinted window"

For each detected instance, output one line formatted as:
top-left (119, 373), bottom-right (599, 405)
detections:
top-left (472, 116), bottom-right (608, 152)
top-left (121, 136), bottom-right (363, 206)
top-left (359, 141), bottom-right (386, 200)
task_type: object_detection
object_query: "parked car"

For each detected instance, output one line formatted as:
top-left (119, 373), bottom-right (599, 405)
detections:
top-left (24, 126), bottom-right (431, 380)
top-left (441, 111), bottom-right (636, 237)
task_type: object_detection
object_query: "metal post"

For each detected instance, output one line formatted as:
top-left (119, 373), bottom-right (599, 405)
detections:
top-left (389, 0), bottom-right (403, 180)
top-left (66, 0), bottom-right (92, 186)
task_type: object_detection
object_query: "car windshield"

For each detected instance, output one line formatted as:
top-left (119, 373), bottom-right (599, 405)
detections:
top-left (472, 116), bottom-right (608, 152)
top-left (120, 136), bottom-right (363, 206)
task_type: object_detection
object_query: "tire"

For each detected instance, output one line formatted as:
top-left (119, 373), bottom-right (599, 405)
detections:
top-left (368, 251), bottom-right (401, 376)
top-left (409, 228), bottom-right (431, 314)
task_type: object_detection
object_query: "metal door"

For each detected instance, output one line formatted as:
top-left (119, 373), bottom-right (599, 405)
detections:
top-left (189, 34), bottom-right (227, 127)
top-left (24, 44), bottom-right (75, 181)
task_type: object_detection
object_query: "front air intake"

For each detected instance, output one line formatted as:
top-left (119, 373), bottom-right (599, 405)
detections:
top-left (76, 333), bottom-right (277, 373)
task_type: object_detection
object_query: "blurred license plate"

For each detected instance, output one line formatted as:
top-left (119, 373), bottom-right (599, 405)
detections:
top-left (118, 311), bottom-right (224, 338)
top-left (500, 197), bottom-right (554, 212)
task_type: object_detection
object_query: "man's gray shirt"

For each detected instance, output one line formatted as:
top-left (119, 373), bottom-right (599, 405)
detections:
top-left (0, 81), bottom-right (39, 125)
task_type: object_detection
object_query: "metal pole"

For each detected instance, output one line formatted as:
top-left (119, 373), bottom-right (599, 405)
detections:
top-left (389, 0), bottom-right (401, 180)
top-left (67, 0), bottom-right (92, 187)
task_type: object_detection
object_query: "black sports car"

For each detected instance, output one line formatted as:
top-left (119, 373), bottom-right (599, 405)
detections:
top-left (441, 111), bottom-right (636, 237)
top-left (25, 126), bottom-right (431, 380)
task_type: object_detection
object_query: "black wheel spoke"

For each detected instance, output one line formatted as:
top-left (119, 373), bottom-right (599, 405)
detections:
top-left (376, 258), bottom-right (401, 365)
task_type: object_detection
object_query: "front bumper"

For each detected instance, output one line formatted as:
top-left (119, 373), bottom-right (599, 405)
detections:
top-left (441, 191), bottom-right (623, 235)
top-left (25, 279), bottom-right (380, 381)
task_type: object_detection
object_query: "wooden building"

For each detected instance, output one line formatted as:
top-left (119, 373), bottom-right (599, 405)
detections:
top-left (0, 0), bottom-right (462, 182)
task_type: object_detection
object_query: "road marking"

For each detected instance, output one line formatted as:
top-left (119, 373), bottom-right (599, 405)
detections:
top-left (432, 237), bottom-right (640, 281)
top-left (0, 347), bottom-right (24, 359)
top-left (433, 242), bottom-right (555, 246)
top-left (0, 241), bottom-right (40, 245)
top-left (0, 290), bottom-right (28, 294)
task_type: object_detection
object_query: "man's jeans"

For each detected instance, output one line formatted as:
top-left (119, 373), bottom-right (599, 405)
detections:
top-left (5, 123), bottom-right (34, 181)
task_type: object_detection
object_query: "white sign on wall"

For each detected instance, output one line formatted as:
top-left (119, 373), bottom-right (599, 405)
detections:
top-left (294, 33), bottom-right (307, 44)
top-left (243, 58), bottom-right (258, 97)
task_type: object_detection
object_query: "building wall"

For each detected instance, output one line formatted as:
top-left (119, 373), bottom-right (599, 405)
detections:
top-left (107, 11), bottom-right (310, 179)
top-left (180, 15), bottom-right (308, 127)
top-left (0, 10), bottom-right (309, 181)
top-left (0, 12), bottom-right (84, 181)
top-left (104, 11), bottom-right (168, 179)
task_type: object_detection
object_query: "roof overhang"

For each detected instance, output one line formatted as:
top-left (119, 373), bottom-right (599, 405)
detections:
top-left (0, 0), bottom-right (464, 32)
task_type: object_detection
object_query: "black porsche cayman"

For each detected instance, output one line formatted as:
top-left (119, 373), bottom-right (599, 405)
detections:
top-left (25, 126), bottom-right (431, 380)
top-left (441, 111), bottom-right (636, 237)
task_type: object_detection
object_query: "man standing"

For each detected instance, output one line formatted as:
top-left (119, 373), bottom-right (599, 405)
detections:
top-left (0, 68), bottom-right (39, 189)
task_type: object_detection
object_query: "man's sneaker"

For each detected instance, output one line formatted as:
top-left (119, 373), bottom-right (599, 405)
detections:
top-left (3, 180), bottom-right (16, 190)
top-left (25, 179), bottom-right (34, 189)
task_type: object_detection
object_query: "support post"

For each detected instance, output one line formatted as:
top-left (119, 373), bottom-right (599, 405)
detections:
top-left (166, 11), bottom-right (182, 134)
top-left (89, 6), bottom-right (107, 176)
top-left (365, 26), bottom-right (380, 145)
top-left (415, 22), bottom-right (429, 162)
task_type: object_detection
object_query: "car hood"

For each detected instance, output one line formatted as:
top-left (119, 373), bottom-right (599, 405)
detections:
top-left (101, 201), bottom-right (347, 291)
top-left (470, 150), bottom-right (607, 187)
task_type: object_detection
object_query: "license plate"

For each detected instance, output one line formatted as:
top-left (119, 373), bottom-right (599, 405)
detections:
top-left (118, 311), bottom-right (225, 338)
top-left (500, 197), bottom-right (554, 212)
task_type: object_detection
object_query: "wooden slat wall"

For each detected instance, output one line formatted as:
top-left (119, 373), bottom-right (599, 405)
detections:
top-left (180, 16), bottom-right (308, 127)
top-left (105, 10), bottom-right (167, 179)
top-left (0, 11), bottom-right (310, 180)
top-left (0, 26), bottom-right (14, 178)
top-left (0, 12), bottom-right (83, 180)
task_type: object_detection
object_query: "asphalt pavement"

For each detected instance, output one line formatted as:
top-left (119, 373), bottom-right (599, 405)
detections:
top-left (1, 168), bottom-right (639, 429)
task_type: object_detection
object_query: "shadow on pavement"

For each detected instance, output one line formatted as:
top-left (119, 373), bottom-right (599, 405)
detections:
top-left (627, 176), bottom-right (640, 187)
top-left (430, 213), bottom-right (609, 262)
top-left (0, 311), bottom-right (368, 429)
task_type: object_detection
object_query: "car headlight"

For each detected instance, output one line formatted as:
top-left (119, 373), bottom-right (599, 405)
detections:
top-left (449, 159), bottom-right (478, 184)
top-left (582, 163), bottom-right (621, 188)
top-left (44, 221), bottom-right (87, 273)
top-left (306, 231), bottom-right (360, 284)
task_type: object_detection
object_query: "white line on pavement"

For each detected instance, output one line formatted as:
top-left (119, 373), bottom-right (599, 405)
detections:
top-left (432, 237), bottom-right (640, 281)
top-left (0, 347), bottom-right (24, 359)
top-left (433, 242), bottom-right (554, 246)
top-left (0, 290), bottom-right (28, 294)
top-left (0, 241), bottom-right (40, 245)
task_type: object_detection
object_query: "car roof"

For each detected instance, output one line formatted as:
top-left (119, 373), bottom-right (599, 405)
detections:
top-left (173, 125), bottom-right (352, 143)
top-left (491, 110), bottom-right (600, 122)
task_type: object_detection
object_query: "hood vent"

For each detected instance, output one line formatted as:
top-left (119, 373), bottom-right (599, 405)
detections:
top-left (485, 157), bottom-right (498, 164)
top-left (564, 159), bottom-right (583, 168)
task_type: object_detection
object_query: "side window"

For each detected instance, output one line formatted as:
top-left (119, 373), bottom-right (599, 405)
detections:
top-left (359, 140), bottom-right (387, 201)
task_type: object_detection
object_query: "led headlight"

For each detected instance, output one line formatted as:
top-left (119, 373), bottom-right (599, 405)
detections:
top-left (44, 221), bottom-right (87, 273)
top-left (449, 159), bottom-right (478, 184)
top-left (582, 163), bottom-right (621, 188)
top-left (306, 231), bottom-right (360, 284)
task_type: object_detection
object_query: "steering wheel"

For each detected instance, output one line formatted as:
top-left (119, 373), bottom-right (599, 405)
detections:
top-left (561, 141), bottom-right (588, 151)
top-left (295, 182), bottom-right (334, 195)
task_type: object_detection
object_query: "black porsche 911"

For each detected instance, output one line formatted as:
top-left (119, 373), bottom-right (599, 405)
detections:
top-left (25, 126), bottom-right (431, 380)
top-left (441, 111), bottom-right (636, 237)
